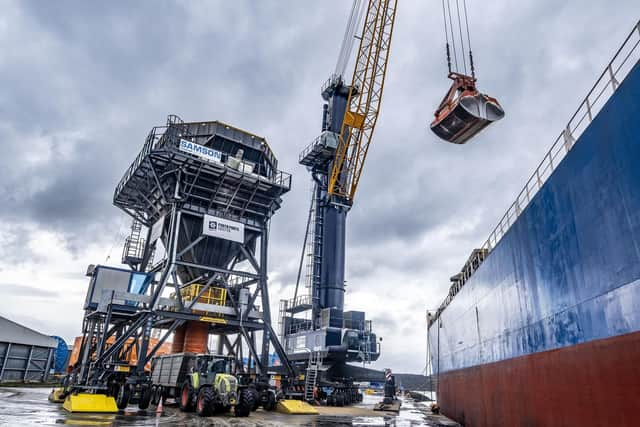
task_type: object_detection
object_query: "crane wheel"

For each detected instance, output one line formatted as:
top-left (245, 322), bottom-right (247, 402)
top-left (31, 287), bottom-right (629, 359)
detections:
top-left (263, 391), bottom-right (277, 411)
top-left (138, 385), bottom-right (152, 410)
top-left (327, 394), bottom-right (335, 406)
top-left (116, 384), bottom-right (130, 410)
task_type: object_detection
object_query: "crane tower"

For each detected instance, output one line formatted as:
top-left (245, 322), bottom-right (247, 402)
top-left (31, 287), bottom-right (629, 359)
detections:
top-left (280, 0), bottom-right (397, 386)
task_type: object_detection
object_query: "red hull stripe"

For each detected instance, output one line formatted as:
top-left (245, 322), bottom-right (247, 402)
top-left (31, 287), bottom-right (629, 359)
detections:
top-left (437, 330), bottom-right (640, 427)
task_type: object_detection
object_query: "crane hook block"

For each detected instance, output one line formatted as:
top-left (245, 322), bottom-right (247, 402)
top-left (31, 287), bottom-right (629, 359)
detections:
top-left (430, 72), bottom-right (505, 144)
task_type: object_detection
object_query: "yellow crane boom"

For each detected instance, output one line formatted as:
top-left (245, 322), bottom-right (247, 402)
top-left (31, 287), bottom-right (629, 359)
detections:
top-left (328, 0), bottom-right (398, 204)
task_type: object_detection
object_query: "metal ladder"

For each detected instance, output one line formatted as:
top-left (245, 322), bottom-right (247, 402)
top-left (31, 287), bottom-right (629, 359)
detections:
top-left (311, 185), bottom-right (324, 313)
top-left (122, 219), bottom-right (145, 265)
top-left (304, 351), bottom-right (322, 402)
top-left (122, 219), bottom-right (156, 271)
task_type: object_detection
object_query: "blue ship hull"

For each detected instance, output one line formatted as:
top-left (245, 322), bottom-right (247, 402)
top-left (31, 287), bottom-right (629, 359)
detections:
top-left (428, 31), bottom-right (640, 427)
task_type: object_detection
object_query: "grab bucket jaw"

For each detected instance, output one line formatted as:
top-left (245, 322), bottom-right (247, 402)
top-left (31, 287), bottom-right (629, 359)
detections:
top-left (431, 73), bottom-right (505, 144)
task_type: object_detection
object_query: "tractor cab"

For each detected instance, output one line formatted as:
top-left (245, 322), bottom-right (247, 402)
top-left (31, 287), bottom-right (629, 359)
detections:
top-left (193, 354), bottom-right (233, 377)
top-left (430, 72), bottom-right (504, 144)
top-left (208, 358), bottom-right (230, 375)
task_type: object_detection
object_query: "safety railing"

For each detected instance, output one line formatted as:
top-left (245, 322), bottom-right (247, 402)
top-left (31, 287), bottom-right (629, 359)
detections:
top-left (431, 20), bottom-right (640, 324)
top-left (482, 20), bottom-right (640, 253)
top-left (321, 74), bottom-right (345, 97)
top-left (121, 236), bottom-right (145, 262)
top-left (114, 121), bottom-right (292, 202)
top-left (273, 170), bottom-right (292, 190)
top-left (178, 284), bottom-right (227, 306)
top-left (285, 319), bottom-right (314, 335)
top-left (113, 124), bottom-right (168, 202)
top-left (299, 134), bottom-right (325, 163)
top-left (287, 294), bottom-right (313, 310)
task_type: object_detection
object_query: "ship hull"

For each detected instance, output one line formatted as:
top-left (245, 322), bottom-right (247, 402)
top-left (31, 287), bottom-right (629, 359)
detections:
top-left (428, 31), bottom-right (640, 427)
top-left (437, 329), bottom-right (640, 427)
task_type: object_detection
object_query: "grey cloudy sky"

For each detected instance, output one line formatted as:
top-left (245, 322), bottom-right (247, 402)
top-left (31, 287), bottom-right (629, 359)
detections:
top-left (0, 0), bottom-right (638, 373)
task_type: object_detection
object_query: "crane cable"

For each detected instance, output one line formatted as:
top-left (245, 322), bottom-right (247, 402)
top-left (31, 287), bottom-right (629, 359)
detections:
top-left (462, 0), bottom-right (476, 78)
top-left (335, 0), bottom-right (366, 78)
top-left (441, 0), bottom-right (475, 78)
top-left (455, 0), bottom-right (467, 75)
top-left (445, 0), bottom-right (459, 72)
top-left (441, 0), bottom-right (452, 73)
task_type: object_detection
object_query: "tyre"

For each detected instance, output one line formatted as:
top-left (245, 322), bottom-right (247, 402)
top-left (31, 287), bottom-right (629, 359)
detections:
top-left (335, 392), bottom-right (345, 407)
top-left (234, 389), bottom-right (253, 417)
top-left (344, 392), bottom-right (352, 406)
top-left (108, 382), bottom-right (119, 399)
top-left (150, 386), bottom-right (160, 406)
top-left (116, 383), bottom-right (130, 410)
top-left (262, 391), bottom-right (276, 411)
top-left (138, 385), bottom-right (152, 410)
top-left (249, 386), bottom-right (260, 411)
top-left (326, 394), bottom-right (335, 406)
top-left (196, 386), bottom-right (214, 417)
top-left (179, 381), bottom-right (195, 412)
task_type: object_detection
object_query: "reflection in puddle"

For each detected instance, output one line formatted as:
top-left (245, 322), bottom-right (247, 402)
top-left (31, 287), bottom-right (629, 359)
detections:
top-left (2, 387), bottom-right (448, 427)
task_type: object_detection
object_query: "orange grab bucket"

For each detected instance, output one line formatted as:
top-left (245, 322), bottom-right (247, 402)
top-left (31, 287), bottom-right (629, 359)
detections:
top-left (431, 72), bottom-right (505, 144)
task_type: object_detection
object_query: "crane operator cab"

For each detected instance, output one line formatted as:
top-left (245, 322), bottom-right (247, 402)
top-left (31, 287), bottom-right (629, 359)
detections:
top-left (430, 72), bottom-right (505, 144)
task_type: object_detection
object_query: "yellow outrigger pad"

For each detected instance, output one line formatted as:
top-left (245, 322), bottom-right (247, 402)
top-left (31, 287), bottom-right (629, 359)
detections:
top-left (276, 399), bottom-right (319, 415)
top-left (63, 393), bottom-right (118, 413)
top-left (48, 388), bottom-right (66, 403)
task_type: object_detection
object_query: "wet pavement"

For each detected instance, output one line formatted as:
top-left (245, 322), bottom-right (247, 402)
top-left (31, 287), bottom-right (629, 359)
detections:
top-left (0, 387), bottom-right (458, 427)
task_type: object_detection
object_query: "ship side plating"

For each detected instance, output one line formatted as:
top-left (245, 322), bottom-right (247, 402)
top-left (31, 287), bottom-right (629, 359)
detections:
top-left (428, 23), bottom-right (640, 427)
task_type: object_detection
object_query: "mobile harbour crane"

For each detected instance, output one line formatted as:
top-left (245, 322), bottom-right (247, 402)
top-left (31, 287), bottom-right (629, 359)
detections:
top-left (280, 0), bottom-right (503, 406)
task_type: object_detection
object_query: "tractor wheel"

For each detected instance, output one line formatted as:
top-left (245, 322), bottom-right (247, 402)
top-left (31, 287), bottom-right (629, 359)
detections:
top-left (138, 385), bottom-right (152, 410)
top-left (196, 386), bottom-right (214, 417)
top-left (116, 383), bottom-right (130, 410)
top-left (234, 389), bottom-right (253, 417)
top-left (248, 386), bottom-right (260, 411)
top-left (262, 391), bottom-right (276, 411)
top-left (179, 381), bottom-right (195, 412)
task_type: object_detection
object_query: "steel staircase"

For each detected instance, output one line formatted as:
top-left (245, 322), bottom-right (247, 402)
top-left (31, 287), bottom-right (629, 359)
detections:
top-left (304, 351), bottom-right (323, 402)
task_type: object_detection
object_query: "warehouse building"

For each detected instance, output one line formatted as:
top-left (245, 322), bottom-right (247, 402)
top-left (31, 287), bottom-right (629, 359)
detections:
top-left (0, 315), bottom-right (57, 382)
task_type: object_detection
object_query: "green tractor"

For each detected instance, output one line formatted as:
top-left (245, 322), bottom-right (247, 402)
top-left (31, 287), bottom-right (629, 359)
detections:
top-left (151, 353), bottom-right (253, 417)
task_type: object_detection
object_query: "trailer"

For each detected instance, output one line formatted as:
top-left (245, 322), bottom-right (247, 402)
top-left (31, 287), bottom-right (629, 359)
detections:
top-left (150, 353), bottom-right (252, 417)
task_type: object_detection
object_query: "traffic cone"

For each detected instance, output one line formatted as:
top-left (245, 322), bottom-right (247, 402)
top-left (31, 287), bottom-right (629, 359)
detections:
top-left (156, 397), bottom-right (163, 415)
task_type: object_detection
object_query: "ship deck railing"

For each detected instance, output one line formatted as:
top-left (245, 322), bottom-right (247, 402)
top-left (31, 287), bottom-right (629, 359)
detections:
top-left (430, 20), bottom-right (640, 325)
